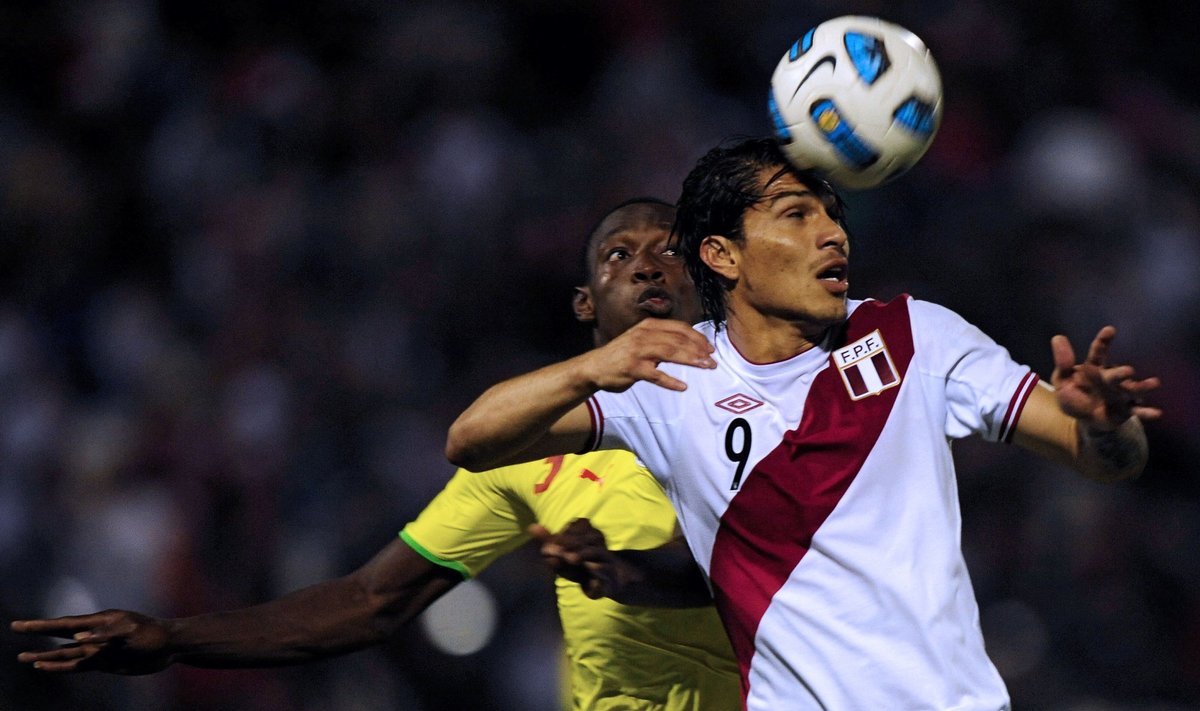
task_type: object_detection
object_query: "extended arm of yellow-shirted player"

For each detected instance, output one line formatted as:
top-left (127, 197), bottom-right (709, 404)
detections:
top-left (11, 538), bottom-right (461, 674)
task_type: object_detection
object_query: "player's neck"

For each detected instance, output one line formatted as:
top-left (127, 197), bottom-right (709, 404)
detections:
top-left (724, 308), bottom-right (828, 364)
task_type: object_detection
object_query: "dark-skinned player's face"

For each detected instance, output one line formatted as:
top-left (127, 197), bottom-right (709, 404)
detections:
top-left (575, 205), bottom-right (703, 346)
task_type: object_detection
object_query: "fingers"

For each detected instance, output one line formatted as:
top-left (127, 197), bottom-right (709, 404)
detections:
top-left (1049, 335), bottom-right (1076, 377)
top-left (1085, 326), bottom-right (1117, 366)
top-left (1124, 376), bottom-right (1163, 421)
top-left (11, 615), bottom-right (104, 639)
top-left (534, 518), bottom-right (614, 592)
top-left (18, 644), bottom-right (91, 665)
top-left (582, 572), bottom-right (612, 600)
top-left (1103, 368), bottom-right (1160, 403)
top-left (27, 659), bottom-right (87, 673)
top-left (1131, 405), bottom-right (1163, 421)
top-left (633, 325), bottom-right (715, 370)
top-left (525, 523), bottom-right (551, 543)
top-left (637, 367), bottom-right (690, 393)
top-left (597, 320), bottom-right (716, 392)
top-left (1120, 375), bottom-right (1161, 395)
top-left (1052, 326), bottom-right (1118, 372)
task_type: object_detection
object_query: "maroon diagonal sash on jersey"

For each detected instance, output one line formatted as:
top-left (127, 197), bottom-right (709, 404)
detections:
top-left (708, 297), bottom-right (916, 700)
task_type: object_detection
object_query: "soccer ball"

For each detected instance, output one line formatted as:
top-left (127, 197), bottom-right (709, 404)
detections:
top-left (768, 16), bottom-right (943, 190)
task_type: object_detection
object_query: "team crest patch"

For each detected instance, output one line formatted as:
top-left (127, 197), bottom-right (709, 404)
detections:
top-left (833, 329), bottom-right (901, 400)
top-left (715, 393), bottom-right (764, 414)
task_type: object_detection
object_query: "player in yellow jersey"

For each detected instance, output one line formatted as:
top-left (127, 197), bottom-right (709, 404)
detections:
top-left (406, 451), bottom-right (736, 709)
top-left (11, 198), bottom-right (740, 710)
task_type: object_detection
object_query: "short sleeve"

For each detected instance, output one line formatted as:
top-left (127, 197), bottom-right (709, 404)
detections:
top-left (400, 466), bottom-right (535, 578)
top-left (910, 299), bottom-right (1039, 443)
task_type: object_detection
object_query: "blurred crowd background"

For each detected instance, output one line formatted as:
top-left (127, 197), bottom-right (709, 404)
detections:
top-left (0, 0), bottom-right (1197, 709)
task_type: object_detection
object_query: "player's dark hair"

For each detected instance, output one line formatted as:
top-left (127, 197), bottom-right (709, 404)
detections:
top-left (673, 137), bottom-right (848, 327)
top-left (578, 196), bottom-right (676, 282)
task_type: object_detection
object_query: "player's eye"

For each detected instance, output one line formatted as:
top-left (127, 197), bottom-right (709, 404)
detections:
top-left (605, 248), bottom-right (629, 261)
top-left (786, 199), bottom-right (824, 220)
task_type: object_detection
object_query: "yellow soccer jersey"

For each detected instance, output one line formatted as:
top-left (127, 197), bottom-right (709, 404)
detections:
top-left (401, 450), bottom-right (740, 711)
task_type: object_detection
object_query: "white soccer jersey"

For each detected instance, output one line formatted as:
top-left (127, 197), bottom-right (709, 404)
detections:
top-left (586, 295), bottom-right (1038, 711)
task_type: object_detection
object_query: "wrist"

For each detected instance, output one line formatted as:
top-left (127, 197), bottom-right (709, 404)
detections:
top-left (1082, 415), bottom-right (1137, 437)
top-left (1079, 417), bottom-right (1146, 482)
top-left (571, 350), bottom-right (609, 394)
top-left (159, 617), bottom-right (192, 663)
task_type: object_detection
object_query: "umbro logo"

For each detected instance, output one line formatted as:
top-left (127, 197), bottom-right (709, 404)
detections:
top-left (715, 393), bottom-right (764, 414)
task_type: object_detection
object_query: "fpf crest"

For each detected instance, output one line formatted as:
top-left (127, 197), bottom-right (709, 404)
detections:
top-left (832, 329), bottom-right (900, 400)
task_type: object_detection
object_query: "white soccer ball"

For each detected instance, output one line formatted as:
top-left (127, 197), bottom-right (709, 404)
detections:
top-left (768, 15), bottom-right (943, 190)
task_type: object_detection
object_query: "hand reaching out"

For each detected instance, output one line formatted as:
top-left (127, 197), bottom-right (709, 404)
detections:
top-left (1050, 326), bottom-right (1162, 430)
top-left (11, 610), bottom-right (173, 675)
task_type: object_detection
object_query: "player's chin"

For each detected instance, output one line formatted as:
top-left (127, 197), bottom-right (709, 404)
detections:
top-left (808, 295), bottom-right (848, 324)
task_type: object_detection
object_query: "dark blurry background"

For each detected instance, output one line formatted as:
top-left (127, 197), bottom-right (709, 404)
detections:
top-left (0, 1), bottom-right (1197, 709)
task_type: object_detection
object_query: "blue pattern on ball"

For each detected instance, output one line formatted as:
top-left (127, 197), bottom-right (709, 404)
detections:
top-left (844, 32), bottom-right (890, 85)
top-left (809, 99), bottom-right (879, 170)
top-left (789, 27), bottom-right (816, 61)
top-left (768, 92), bottom-right (792, 142)
top-left (893, 97), bottom-right (937, 137)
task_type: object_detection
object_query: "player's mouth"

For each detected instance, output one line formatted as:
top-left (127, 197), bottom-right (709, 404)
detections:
top-left (816, 259), bottom-right (849, 295)
top-left (637, 286), bottom-right (674, 315)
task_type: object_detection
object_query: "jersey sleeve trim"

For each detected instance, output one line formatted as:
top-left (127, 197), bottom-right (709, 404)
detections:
top-left (999, 370), bottom-right (1039, 443)
top-left (398, 530), bottom-right (472, 579)
top-left (579, 396), bottom-right (604, 453)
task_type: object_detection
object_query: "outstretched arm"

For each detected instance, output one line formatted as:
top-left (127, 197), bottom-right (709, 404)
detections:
top-left (447, 319), bottom-right (716, 471)
top-left (10, 538), bottom-right (460, 674)
top-left (1012, 326), bottom-right (1161, 482)
top-left (529, 519), bottom-right (713, 608)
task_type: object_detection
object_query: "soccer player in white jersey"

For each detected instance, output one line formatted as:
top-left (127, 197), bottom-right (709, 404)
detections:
top-left (11, 199), bottom-right (740, 711)
top-left (446, 137), bottom-right (1162, 710)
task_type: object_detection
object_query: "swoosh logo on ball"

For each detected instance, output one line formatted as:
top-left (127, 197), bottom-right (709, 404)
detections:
top-left (789, 55), bottom-right (837, 102)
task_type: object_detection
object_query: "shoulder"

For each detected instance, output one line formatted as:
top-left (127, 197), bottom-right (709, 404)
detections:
top-left (446, 458), bottom-right (551, 495)
top-left (570, 449), bottom-right (642, 471)
top-left (854, 294), bottom-right (973, 333)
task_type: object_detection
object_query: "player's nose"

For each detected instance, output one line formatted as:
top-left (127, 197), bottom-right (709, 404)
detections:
top-left (819, 224), bottom-right (848, 253)
top-left (631, 253), bottom-right (666, 282)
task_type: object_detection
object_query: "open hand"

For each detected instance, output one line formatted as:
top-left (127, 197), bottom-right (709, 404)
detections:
top-left (1051, 326), bottom-right (1161, 430)
top-left (11, 610), bottom-right (173, 675)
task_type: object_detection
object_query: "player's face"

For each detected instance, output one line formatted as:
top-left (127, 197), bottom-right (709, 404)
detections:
top-left (577, 217), bottom-right (702, 346)
top-left (732, 168), bottom-right (849, 329)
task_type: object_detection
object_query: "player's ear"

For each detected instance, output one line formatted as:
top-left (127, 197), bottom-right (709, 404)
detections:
top-left (573, 286), bottom-right (596, 324)
top-left (700, 235), bottom-right (738, 281)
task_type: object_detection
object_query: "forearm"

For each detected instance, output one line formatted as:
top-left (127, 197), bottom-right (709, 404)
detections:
top-left (608, 544), bottom-right (713, 608)
top-left (446, 354), bottom-right (598, 470)
top-left (166, 577), bottom-right (393, 668)
top-left (1073, 416), bottom-right (1148, 483)
top-left (167, 546), bottom-right (459, 668)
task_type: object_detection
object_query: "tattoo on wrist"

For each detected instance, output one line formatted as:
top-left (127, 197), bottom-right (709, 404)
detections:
top-left (1086, 423), bottom-right (1140, 472)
